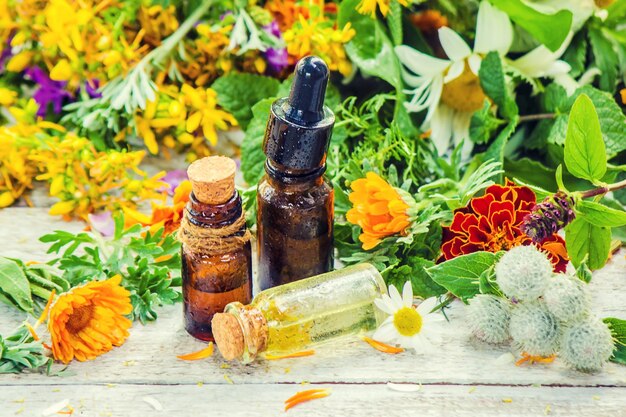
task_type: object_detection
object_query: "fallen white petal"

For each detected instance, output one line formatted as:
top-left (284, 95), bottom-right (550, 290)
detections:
top-left (143, 396), bottom-right (163, 411)
top-left (495, 352), bottom-right (515, 365)
top-left (41, 399), bottom-right (70, 416)
top-left (387, 382), bottom-right (422, 392)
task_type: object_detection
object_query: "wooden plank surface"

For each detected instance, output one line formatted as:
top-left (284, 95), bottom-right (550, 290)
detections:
top-left (1, 208), bottom-right (626, 416)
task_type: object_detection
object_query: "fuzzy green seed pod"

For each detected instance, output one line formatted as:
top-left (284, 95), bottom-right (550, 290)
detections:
top-left (495, 245), bottom-right (553, 301)
top-left (543, 276), bottom-right (590, 323)
top-left (560, 318), bottom-right (614, 372)
top-left (509, 301), bottom-right (560, 356)
top-left (467, 294), bottom-right (512, 344)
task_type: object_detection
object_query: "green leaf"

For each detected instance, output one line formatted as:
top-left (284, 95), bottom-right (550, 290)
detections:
top-left (565, 218), bottom-right (611, 271)
top-left (241, 98), bottom-right (273, 185)
top-left (588, 27), bottom-right (619, 92)
top-left (576, 200), bottom-right (626, 228)
top-left (488, 0), bottom-right (572, 52)
top-left (564, 94), bottom-right (607, 183)
top-left (562, 30), bottom-right (588, 79)
top-left (478, 52), bottom-right (518, 119)
top-left (426, 252), bottom-right (499, 302)
top-left (505, 158), bottom-right (558, 191)
top-left (603, 317), bottom-right (626, 365)
top-left (575, 258), bottom-right (593, 284)
top-left (211, 72), bottom-right (280, 129)
top-left (470, 101), bottom-right (505, 144)
top-left (387, 0), bottom-right (403, 46)
top-left (338, 0), bottom-right (402, 90)
top-left (0, 257), bottom-right (33, 313)
top-left (385, 257), bottom-right (446, 299)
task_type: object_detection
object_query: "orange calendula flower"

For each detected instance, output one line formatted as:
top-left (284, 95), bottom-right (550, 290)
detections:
top-left (410, 10), bottom-right (449, 34)
top-left (346, 172), bottom-right (411, 250)
top-left (47, 275), bottom-right (132, 364)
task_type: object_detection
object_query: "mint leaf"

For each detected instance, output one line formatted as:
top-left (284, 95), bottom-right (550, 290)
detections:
top-left (0, 257), bottom-right (33, 313)
top-left (211, 72), bottom-right (280, 129)
top-left (241, 98), bottom-right (273, 185)
top-left (565, 217), bottom-right (611, 271)
top-left (505, 158), bottom-right (559, 191)
top-left (564, 94), bottom-right (607, 183)
top-left (562, 31), bottom-right (588, 78)
top-left (426, 252), bottom-right (499, 302)
top-left (577, 200), bottom-right (626, 228)
top-left (603, 317), bottom-right (626, 365)
top-left (338, 0), bottom-right (402, 90)
top-left (589, 27), bottom-right (619, 92)
top-left (478, 52), bottom-right (518, 119)
top-left (470, 100), bottom-right (505, 144)
top-left (385, 257), bottom-right (446, 298)
top-left (489, 0), bottom-right (572, 51)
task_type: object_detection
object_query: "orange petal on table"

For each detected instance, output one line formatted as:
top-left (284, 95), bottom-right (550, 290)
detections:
top-left (362, 337), bottom-right (405, 354)
top-left (515, 352), bottom-right (556, 366)
top-left (36, 289), bottom-right (56, 327)
top-left (177, 342), bottom-right (214, 360)
top-left (284, 389), bottom-right (331, 411)
top-left (264, 350), bottom-right (315, 360)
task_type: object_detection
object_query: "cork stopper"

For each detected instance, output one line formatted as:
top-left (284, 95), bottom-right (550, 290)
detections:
top-left (212, 313), bottom-right (245, 361)
top-left (187, 156), bottom-right (236, 204)
top-left (212, 305), bottom-right (269, 362)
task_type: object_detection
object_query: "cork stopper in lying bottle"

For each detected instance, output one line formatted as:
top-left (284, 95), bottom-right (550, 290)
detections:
top-left (212, 303), bottom-right (268, 362)
top-left (187, 156), bottom-right (236, 204)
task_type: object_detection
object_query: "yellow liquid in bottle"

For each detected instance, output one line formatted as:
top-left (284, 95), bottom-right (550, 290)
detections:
top-left (253, 263), bottom-right (387, 355)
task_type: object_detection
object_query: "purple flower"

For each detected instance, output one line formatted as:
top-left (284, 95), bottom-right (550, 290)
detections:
top-left (522, 191), bottom-right (576, 243)
top-left (0, 36), bottom-right (13, 72)
top-left (25, 67), bottom-right (73, 117)
top-left (161, 169), bottom-right (188, 195)
top-left (85, 79), bottom-right (102, 99)
top-left (88, 211), bottom-right (115, 237)
top-left (262, 21), bottom-right (289, 74)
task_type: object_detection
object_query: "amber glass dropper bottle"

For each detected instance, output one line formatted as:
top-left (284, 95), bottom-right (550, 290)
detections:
top-left (257, 56), bottom-right (335, 291)
top-left (178, 156), bottom-right (253, 341)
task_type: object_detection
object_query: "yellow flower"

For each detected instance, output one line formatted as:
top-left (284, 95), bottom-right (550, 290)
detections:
top-left (0, 87), bottom-right (18, 106)
top-left (357, 0), bottom-right (409, 18)
top-left (346, 172), bottom-right (411, 250)
top-left (49, 59), bottom-right (72, 81)
top-left (138, 4), bottom-right (179, 45)
top-left (181, 84), bottom-right (237, 146)
top-left (283, 14), bottom-right (355, 76)
top-left (47, 275), bottom-right (132, 363)
top-left (6, 51), bottom-right (33, 72)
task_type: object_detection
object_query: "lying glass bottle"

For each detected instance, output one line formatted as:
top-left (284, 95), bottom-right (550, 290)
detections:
top-left (211, 263), bottom-right (387, 363)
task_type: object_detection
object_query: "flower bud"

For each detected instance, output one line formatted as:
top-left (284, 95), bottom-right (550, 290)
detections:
top-left (522, 191), bottom-right (575, 243)
top-left (543, 276), bottom-right (590, 323)
top-left (495, 245), bottom-right (552, 301)
top-left (560, 318), bottom-right (614, 372)
top-left (509, 301), bottom-right (560, 356)
top-left (467, 295), bottom-right (511, 344)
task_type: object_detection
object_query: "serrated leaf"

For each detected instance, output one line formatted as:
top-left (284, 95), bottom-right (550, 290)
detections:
top-left (564, 94), bottom-right (607, 182)
top-left (562, 30), bottom-right (588, 78)
top-left (488, 0), bottom-right (572, 52)
top-left (211, 72), bottom-right (280, 129)
top-left (338, 0), bottom-right (402, 90)
top-left (478, 52), bottom-right (518, 119)
top-left (0, 257), bottom-right (33, 313)
top-left (565, 217), bottom-right (611, 270)
top-left (470, 101), bottom-right (505, 144)
top-left (426, 252), bottom-right (499, 302)
top-left (387, 0), bottom-right (403, 46)
top-left (385, 257), bottom-right (446, 299)
top-left (576, 200), bottom-right (626, 228)
top-left (603, 317), bottom-right (626, 365)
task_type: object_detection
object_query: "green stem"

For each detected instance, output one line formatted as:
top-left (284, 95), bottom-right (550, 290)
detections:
top-left (518, 113), bottom-right (556, 122)
top-left (580, 178), bottom-right (626, 199)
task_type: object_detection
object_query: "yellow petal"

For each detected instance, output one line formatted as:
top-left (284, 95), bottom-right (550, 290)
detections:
top-left (50, 59), bottom-right (72, 81)
top-left (186, 112), bottom-right (202, 133)
top-left (0, 192), bottom-right (15, 208)
top-left (6, 51), bottom-right (32, 72)
top-left (49, 200), bottom-right (75, 215)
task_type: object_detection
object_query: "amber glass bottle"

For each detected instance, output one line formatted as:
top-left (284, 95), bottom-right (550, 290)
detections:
top-left (179, 156), bottom-right (252, 341)
top-left (257, 56), bottom-right (335, 290)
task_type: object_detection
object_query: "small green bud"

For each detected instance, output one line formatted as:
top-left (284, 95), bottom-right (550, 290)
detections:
top-left (495, 245), bottom-right (552, 301)
top-left (467, 295), bottom-right (511, 344)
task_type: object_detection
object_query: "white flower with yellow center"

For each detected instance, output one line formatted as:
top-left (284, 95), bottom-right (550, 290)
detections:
top-left (373, 281), bottom-right (444, 352)
top-left (395, 1), bottom-right (513, 157)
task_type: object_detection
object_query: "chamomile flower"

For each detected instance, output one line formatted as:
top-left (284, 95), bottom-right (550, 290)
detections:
top-left (373, 281), bottom-right (444, 353)
top-left (395, 1), bottom-right (513, 157)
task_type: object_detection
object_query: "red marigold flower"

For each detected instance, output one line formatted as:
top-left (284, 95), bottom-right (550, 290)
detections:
top-left (440, 180), bottom-right (568, 272)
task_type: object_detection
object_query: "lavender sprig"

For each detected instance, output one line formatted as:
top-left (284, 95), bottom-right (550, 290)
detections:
top-left (522, 191), bottom-right (576, 243)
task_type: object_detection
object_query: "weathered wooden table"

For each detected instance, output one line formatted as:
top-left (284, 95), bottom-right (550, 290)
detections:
top-left (1, 207), bottom-right (625, 416)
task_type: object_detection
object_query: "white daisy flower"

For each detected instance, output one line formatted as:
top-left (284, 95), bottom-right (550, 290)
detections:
top-left (395, 1), bottom-right (513, 157)
top-left (372, 281), bottom-right (444, 353)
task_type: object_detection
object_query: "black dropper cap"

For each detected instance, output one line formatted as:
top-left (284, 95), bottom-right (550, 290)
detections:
top-left (263, 56), bottom-right (335, 174)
